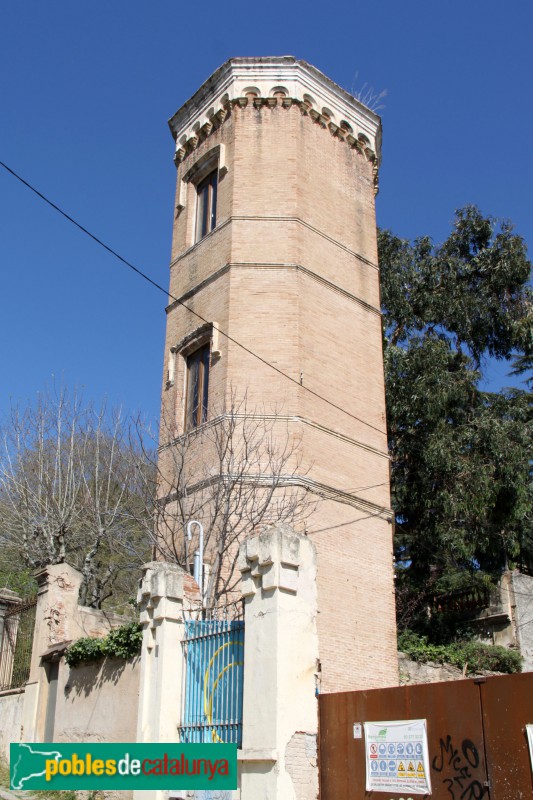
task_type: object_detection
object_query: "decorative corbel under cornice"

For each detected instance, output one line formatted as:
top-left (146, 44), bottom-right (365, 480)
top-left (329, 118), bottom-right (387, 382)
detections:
top-left (169, 58), bottom-right (382, 191)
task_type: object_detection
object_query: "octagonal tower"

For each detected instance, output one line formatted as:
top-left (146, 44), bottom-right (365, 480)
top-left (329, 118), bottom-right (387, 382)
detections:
top-left (160, 57), bottom-right (397, 691)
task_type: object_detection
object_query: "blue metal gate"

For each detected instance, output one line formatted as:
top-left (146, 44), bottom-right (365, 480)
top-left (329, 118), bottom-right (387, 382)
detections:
top-left (180, 618), bottom-right (244, 746)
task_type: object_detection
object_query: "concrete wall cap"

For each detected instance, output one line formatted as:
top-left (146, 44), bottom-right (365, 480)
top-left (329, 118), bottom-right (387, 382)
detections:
top-left (239, 525), bottom-right (316, 595)
top-left (237, 748), bottom-right (278, 762)
top-left (239, 525), bottom-right (304, 570)
top-left (0, 589), bottom-right (22, 604)
top-left (137, 562), bottom-right (186, 604)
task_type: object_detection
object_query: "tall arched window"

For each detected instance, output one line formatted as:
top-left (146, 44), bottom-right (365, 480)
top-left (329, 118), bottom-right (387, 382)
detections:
top-left (185, 342), bottom-right (210, 429)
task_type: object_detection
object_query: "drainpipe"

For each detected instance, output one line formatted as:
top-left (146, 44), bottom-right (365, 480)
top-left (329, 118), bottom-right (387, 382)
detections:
top-left (187, 520), bottom-right (204, 604)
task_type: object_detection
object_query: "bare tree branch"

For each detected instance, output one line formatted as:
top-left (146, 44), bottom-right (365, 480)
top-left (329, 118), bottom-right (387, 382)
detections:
top-left (134, 392), bottom-right (316, 607)
top-left (0, 389), bottom-right (153, 607)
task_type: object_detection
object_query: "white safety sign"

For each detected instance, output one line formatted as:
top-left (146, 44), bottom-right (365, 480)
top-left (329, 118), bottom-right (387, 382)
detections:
top-left (364, 719), bottom-right (431, 795)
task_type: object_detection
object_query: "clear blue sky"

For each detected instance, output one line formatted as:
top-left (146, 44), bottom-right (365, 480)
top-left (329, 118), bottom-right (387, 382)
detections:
top-left (1, 0), bottom-right (531, 421)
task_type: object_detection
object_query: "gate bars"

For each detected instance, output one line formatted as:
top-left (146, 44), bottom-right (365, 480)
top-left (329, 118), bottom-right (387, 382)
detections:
top-left (179, 617), bottom-right (244, 746)
top-left (0, 597), bottom-right (37, 692)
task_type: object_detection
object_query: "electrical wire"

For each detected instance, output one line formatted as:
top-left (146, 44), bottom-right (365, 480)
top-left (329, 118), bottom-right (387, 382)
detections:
top-left (0, 159), bottom-right (387, 438)
top-left (4, 160), bottom-right (528, 592)
top-left (510, 589), bottom-right (533, 599)
top-left (306, 508), bottom-right (390, 535)
top-left (515, 615), bottom-right (533, 629)
top-left (344, 480), bottom-right (390, 494)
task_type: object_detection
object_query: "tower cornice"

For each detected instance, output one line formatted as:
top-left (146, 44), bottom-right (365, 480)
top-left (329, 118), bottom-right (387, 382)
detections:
top-left (168, 56), bottom-right (382, 186)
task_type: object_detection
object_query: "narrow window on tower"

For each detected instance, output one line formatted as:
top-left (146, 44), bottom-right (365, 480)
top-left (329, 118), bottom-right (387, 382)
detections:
top-left (185, 342), bottom-right (210, 430)
top-left (195, 169), bottom-right (218, 242)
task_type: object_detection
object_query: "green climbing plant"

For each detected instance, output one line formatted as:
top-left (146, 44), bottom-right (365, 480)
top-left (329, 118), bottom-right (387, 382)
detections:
top-left (64, 622), bottom-right (142, 667)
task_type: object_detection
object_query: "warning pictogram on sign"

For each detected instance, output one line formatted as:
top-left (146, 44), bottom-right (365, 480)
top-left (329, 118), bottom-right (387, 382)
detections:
top-left (364, 719), bottom-right (431, 795)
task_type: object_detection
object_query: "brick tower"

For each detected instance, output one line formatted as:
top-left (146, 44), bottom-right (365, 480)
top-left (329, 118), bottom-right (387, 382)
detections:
top-left (160, 57), bottom-right (397, 691)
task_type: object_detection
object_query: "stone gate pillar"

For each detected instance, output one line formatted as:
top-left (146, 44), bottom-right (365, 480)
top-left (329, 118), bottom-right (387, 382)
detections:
top-left (134, 561), bottom-right (188, 800)
top-left (238, 524), bottom-right (320, 800)
top-left (22, 563), bottom-right (83, 743)
top-left (135, 561), bottom-right (187, 743)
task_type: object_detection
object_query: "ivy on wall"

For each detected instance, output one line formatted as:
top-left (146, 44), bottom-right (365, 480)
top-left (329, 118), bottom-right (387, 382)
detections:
top-left (64, 622), bottom-right (143, 667)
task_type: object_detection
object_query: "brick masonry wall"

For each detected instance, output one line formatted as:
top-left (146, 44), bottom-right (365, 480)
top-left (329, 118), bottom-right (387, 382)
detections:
top-left (285, 732), bottom-right (319, 800)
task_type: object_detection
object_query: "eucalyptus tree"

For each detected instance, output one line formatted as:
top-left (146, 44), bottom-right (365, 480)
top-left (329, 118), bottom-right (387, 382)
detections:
top-left (379, 206), bottom-right (532, 630)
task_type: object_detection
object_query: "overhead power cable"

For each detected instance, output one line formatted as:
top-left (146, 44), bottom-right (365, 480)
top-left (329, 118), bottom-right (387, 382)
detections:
top-left (0, 159), bottom-right (387, 438)
top-left (306, 508), bottom-right (390, 535)
top-left (344, 480), bottom-right (390, 494)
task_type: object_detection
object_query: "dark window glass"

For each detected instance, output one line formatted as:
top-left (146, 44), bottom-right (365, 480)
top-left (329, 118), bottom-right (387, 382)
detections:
top-left (195, 170), bottom-right (218, 241)
top-left (185, 343), bottom-right (210, 429)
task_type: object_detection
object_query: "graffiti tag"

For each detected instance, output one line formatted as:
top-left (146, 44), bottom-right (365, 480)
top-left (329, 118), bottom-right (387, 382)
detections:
top-left (432, 736), bottom-right (487, 799)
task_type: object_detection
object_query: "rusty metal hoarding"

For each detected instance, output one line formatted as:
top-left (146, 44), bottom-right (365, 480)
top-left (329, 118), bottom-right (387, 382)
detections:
top-left (319, 672), bottom-right (533, 799)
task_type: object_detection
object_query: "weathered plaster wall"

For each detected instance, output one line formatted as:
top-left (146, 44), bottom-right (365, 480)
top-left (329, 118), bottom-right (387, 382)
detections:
top-left (22, 563), bottom-right (136, 746)
top-left (513, 571), bottom-right (533, 672)
top-left (239, 526), bottom-right (320, 800)
top-left (0, 689), bottom-right (25, 761)
top-left (53, 656), bottom-right (140, 743)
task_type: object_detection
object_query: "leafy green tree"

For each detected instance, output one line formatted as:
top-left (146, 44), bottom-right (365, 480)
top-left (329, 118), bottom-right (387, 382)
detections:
top-left (379, 206), bottom-right (532, 633)
top-left (380, 205), bottom-right (531, 362)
